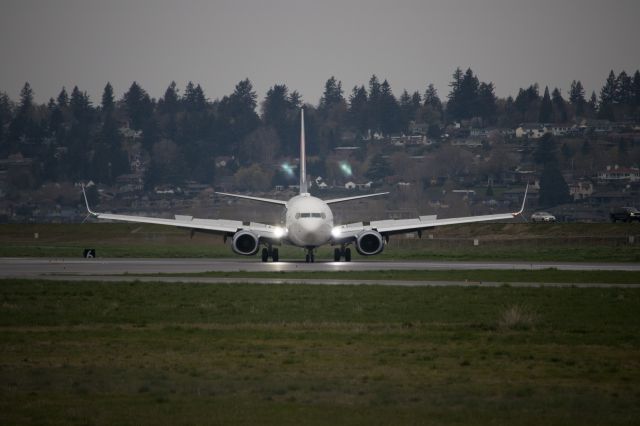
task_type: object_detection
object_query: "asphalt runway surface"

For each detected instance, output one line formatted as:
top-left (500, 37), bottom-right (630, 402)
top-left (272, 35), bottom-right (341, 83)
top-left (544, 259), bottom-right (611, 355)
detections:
top-left (0, 258), bottom-right (638, 288)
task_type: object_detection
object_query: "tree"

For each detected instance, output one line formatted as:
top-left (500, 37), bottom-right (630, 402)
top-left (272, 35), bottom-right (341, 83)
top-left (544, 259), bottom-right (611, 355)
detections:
top-left (551, 88), bottom-right (567, 123)
top-left (319, 76), bottom-right (344, 112)
top-left (123, 81), bottom-right (153, 130)
top-left (599, 70), bottom-right (617, 120)
top-left (569, 80), bottom-right (586, 117)
top-left (183, 81), bottom-right (207, 112)
top-left (539, 163), bottom-right (570, 207)
top-left (477, 82), bottom-right (497, 124)
top-left (366, 153), bottom-right (392, 181)
top-left (348, 85), bottom-right (368, 134)
top-left (534, 133), bottom-right (557, 165)
top-left (379, 80), bottom-right (401, 134)
top-left (101, 82), bottom-right (115, 114)
top-left (539, 86), bottom-right (553, 123)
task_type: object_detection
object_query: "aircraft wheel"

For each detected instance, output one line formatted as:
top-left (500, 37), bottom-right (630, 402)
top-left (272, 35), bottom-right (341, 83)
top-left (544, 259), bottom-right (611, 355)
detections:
top-left (272, 248), bottom-right (279, 262)
top-left (334, 248), bottom-right (341, 262)
top-left (261, 248), bottom-right (269, 262)
top-left (344, 248), bottom-right (351, 262)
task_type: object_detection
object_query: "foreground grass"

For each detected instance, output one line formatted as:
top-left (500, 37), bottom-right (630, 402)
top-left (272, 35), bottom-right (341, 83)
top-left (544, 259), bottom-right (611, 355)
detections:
top-left (2, 223), bottom-right (640, 262)
top-left (149, 269), bottom-right (640, 285)
top-left (1, 279), bottom-right (639, 425)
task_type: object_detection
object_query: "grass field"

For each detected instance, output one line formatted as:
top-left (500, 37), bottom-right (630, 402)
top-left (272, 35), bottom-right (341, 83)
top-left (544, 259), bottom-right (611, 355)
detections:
top-left (1, 222), bottom-right (640, 261)
top-left (1, 279), bottom-right (639, 425)
top-left (148, 269), bottom-right (640, 285)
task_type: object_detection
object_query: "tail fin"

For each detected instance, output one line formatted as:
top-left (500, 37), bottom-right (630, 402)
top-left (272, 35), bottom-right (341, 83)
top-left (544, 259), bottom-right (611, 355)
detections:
top-left (299, 108), bottom-right (308, 194)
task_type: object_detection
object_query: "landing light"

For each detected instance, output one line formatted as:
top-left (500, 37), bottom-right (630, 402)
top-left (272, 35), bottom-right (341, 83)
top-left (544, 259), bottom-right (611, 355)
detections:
top-left (331, 227), bottom-right (342, 238)
top-left (274, 226), bottom-right (286, 238)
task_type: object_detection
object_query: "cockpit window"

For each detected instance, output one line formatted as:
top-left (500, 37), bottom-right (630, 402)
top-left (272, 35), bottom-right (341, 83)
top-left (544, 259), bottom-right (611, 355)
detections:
top-left (296, 212), bottom-right (325, 219)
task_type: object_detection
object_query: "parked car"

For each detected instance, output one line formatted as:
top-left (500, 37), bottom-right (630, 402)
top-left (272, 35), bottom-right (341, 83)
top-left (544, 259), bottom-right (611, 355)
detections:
top-left (531, 211), bottom-right (556, 222)
top-left (610, 207), bottom-right (640, 222)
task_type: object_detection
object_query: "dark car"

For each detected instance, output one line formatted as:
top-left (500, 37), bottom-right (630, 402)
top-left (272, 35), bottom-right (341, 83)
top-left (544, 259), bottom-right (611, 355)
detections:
top-left (610, 207), bottom-right (640, 222)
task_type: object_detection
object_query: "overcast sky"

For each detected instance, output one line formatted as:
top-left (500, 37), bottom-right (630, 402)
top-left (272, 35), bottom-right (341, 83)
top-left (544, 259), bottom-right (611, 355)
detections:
top-left (1, 0), bottom-right (638, 106)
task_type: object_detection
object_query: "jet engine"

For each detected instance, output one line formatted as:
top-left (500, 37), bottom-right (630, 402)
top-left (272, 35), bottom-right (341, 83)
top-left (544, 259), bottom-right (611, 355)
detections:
top-left (232, 231), bottom-right (260, 256)
top-left (355, 230), bottom-right (385, 256)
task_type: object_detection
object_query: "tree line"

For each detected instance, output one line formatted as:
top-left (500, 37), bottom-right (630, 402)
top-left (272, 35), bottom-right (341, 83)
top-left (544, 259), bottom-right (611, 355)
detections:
top-left (1, 68), bottom-right (639, 190)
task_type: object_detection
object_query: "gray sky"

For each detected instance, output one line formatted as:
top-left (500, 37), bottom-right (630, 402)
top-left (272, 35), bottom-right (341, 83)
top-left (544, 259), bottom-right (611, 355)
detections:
top-left (1, 0), bottom-right (638, 105)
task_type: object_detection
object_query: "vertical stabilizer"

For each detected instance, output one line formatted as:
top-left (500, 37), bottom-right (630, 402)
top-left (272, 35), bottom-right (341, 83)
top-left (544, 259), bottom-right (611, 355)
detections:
top-left (299, 108), bottom-right (308, 194)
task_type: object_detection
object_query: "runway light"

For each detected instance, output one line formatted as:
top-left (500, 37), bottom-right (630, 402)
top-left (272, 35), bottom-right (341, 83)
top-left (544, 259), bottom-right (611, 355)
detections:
top-left (331, 227), bottom-right (342, 238)
top-left (339, 161), bottom-right (352, 177)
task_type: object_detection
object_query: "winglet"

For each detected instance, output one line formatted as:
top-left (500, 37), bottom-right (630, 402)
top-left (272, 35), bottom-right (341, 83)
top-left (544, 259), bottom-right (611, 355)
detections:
top-left (512, 184), bottom-right (529, 216)
top-left (82, 185), bottom-right (97, 216)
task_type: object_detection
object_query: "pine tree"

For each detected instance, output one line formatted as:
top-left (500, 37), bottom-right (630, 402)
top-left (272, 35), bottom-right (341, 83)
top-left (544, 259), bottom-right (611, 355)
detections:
top-left (539, 163), bottom-right (571, 207)
top-left (101, 82), bottom-right (115, 114)
top-left (319, 76), bottom-right (344, 111)
top-left (348, 85), bottom-right (368, 134)
top-left (551, 88), bottom-right (567, 123)
top-left (569, 80), bottom-right (586, 117)
top-left (599, 70), bottom-right (617, 120)
top-left (539, 86), bottom-right (553, 123)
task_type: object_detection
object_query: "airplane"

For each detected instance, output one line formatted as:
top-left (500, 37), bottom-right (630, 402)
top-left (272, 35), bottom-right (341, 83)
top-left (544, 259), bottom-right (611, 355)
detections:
top-left (82, 108), bottom-right (528, 263)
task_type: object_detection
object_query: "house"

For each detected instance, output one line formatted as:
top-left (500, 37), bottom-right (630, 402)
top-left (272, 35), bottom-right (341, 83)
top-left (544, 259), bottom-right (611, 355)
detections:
top-left (568, 181), bottom-right (594, 200)
top-left (469, 128), bottom-right (490, 138)
top-left (515, 123), bottom-right (547, 139)
top-left (597, 165), bottom-right (640, 183)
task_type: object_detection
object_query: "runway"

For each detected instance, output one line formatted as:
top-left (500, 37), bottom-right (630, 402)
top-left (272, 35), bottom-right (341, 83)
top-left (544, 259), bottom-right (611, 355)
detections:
top-left (1, 257), bottom-right (639, 279)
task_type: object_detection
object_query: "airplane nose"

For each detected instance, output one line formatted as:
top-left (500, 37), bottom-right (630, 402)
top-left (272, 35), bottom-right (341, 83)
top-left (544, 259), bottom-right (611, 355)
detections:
top-left (299, 220), bottom-right (331, 245)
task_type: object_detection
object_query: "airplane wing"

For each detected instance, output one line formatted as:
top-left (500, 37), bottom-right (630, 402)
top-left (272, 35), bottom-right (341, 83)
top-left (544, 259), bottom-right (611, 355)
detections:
top-left (332, 185), bottom-right (528, 242)
top-left (82, 188), bottom-right (283, 240)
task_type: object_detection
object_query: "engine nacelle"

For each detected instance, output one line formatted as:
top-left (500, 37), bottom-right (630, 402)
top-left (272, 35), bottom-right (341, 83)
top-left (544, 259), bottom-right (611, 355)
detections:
top-left (355, 230), bottom-right (385, 256)
top-left (232, 231), bottom-right (260, 256)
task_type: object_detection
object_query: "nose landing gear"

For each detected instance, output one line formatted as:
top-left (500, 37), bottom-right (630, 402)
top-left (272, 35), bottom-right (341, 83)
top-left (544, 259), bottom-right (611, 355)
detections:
top-left (305, 248), bottom-right (315, 263)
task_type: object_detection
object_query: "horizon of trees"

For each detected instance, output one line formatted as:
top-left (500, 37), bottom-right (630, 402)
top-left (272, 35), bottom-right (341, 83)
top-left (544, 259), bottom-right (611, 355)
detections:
top-left (1, 67), bottom-right (639, 191)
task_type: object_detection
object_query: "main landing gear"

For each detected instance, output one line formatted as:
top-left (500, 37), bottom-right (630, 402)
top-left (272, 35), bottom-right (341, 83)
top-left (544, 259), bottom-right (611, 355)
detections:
top-left (333, 246), bottom-right (351, 262)
top-left (261, 246), bottom-right (279, 262)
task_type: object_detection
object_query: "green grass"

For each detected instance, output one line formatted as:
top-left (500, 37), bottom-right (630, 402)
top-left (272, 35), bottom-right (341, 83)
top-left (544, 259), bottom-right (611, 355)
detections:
top-left (147, 269), bottom-right (640, 285)
top-left (1, 279), bottom-right (639, 425)
top-left (2, 223), bottom-right (640, 262)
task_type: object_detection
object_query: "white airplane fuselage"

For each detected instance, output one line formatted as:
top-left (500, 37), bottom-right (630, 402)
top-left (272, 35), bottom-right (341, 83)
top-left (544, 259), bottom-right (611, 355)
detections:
top-left (284, 194), bottom-right (334, 248)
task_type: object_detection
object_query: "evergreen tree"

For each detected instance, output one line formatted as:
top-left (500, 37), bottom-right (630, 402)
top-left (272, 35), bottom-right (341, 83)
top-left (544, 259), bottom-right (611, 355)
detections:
top-left (588, 91), bottom-right (598, 116)
top-left (288, 91), bottom-right (303, 108)
top-left (348, 85), bottom-right (368, 134)
top-left (319, 76), bottom-right (344, 111)
top-left (514, 84), bottom-right (540, 121)
top-left (56, 87), bottom-right (69, 108)
top-left (534, 133), bottom-right (557, 165)
top-left (477, 82), bottom-right (497, 124)
top-left (569, 80), bottom-right (586, 117)
top-left (159, 81), bottom-right (180, 114)
top-left (183, 81), bottom-right (207, 112)
top-left (539, 163), bottom-right (571, 207)
top-left (379, 80), bottom-right (401, 134)
top-left (633, 70), bottom-right (640, 107)
top-left (366, 153), bottom-right (392, 181)
top-left (599, 70), bottom-right (617, 120)
top-left (101, 82), bottom-right (115, 114)
top-left (539, 86), bottom-right (553, 123)
top-left (123, 81), bottom-right (153, 130)
top-left (614, 70), bottom-right (632, 105)
top-left (551, 88), bottom-right (567, 123)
